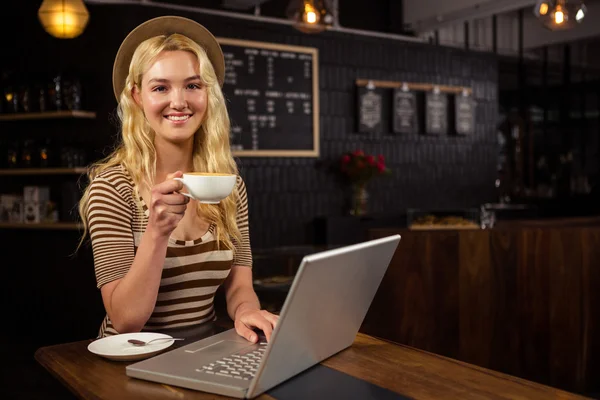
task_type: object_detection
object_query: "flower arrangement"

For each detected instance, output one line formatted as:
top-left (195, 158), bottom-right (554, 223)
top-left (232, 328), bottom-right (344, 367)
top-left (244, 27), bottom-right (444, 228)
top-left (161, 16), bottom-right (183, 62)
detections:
top-left (338, 150), bottom-right (391, 216)
top-left (339, 150), bottom-right (391, 186)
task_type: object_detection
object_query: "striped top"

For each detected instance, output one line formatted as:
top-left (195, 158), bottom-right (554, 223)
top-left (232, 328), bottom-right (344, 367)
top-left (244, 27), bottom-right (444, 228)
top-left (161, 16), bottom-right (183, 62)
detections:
top-left (86, 164), bottom-right (252, 337)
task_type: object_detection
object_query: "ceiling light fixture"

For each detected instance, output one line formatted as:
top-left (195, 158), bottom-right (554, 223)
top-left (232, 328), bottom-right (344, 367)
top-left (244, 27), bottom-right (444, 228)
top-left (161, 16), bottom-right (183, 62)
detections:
top-left (38, 0), bottom-right (90, 39)
top-left (287, 0), bottom-right (334, 34)
top-left (534, 0), bottom-right (587, 31)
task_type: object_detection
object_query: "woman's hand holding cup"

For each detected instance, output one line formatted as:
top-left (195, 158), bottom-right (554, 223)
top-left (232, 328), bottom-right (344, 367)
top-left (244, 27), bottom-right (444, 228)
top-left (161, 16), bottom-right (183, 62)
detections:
top-left (147, 171), bottom-right (190, 239)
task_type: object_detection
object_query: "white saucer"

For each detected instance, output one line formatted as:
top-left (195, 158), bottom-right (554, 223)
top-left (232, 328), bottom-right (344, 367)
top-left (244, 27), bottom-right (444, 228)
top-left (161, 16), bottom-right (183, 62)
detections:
top-left (87, 332), bottom-right (177, 362)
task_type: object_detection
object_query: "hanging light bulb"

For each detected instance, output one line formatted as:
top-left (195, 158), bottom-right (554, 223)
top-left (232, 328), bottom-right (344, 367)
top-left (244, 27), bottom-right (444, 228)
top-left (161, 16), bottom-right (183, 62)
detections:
top-left (38, 0), bottom-right (90, 39)
top-left (576, 4), bottom-right (587, 20)
top-left (304, 1), bottom-right (318, 24)
top-left (287, 0), bottom-right (334, 34)
top-left (534, 0), bottom-right (587, 30)
top-left (554, 4), bottom-right (565, 23)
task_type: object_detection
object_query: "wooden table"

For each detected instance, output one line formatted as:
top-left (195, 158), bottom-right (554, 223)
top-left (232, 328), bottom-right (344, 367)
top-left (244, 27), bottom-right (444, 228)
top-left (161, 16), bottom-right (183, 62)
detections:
top-left (35, 332), bottom-right (588, 400)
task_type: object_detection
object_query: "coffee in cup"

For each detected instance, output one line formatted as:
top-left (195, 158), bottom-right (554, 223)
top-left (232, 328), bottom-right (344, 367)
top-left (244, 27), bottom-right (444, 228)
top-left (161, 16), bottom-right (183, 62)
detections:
top-left (174, 172), bottom-right (236, 204)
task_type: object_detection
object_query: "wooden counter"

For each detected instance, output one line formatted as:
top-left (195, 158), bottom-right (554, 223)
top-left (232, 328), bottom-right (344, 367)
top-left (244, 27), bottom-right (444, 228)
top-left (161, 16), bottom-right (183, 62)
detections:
top-left (35, 333), bottom-right (590, 400)
top-left (362, 224), bottom-right (600, 395)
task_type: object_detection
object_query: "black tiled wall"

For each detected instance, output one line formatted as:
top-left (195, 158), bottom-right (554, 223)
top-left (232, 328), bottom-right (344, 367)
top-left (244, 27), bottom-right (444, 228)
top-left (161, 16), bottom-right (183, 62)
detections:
top-left (4, 4), bottom-right (499, 249)
top-left (200, 18), bottom-right (499, 248)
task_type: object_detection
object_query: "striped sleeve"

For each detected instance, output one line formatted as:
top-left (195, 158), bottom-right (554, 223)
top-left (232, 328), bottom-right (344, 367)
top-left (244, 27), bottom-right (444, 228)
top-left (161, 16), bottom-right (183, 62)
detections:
top-left (233, 176), bottom-right (252, 267)
top-left (87, 176), bottom-right (135, 288)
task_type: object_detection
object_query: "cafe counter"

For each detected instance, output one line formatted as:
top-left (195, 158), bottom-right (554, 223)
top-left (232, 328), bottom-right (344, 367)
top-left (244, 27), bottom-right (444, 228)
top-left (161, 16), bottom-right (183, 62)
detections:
top-left (361, 217), bottom-right (600, 395)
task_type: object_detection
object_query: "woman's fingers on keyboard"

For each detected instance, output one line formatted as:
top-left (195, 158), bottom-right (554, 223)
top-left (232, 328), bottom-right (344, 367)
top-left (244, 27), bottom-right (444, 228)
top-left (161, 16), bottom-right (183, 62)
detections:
top-left (235, 309), bottom-right (277, 342)
top-left (234, 319), bottom-right (258, 343)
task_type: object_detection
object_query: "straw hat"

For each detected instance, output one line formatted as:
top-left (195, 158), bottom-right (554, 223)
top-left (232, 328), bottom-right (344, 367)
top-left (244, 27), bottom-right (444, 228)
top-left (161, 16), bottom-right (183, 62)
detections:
top-left (112, 15), bottom-right (225, 101)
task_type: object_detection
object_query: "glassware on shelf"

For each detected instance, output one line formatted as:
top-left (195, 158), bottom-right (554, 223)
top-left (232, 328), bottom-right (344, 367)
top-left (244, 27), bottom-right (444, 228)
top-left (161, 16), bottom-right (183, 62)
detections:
top-left (52, 75), bottom-right (63, 110)
top-left (39, 138), bottom-right (53, 168)
top-left (6, 141), bottom-right (19, 168)
top-left (18, 86), bottom-right (30, 113)
top-left (3, 87), bottom-right (18, 113)
top-left (20, 139), bottom-right (35, 168)
top-left (60, 146), bottom-right (86, 168)
top-left (479, 205), bottom-right (496, 229)
top-left (63, 78), bottom-right (83, 111)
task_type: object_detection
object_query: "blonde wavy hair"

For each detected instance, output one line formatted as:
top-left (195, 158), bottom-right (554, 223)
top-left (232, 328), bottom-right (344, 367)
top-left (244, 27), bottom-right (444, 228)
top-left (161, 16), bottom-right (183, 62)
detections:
top-left (78, 33), bottom-right (241, 251)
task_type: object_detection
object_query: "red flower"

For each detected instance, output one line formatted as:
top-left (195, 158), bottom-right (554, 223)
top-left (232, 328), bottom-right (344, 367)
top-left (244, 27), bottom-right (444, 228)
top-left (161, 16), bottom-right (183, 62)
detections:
top-left (337, 150), bottom-right (391, 184)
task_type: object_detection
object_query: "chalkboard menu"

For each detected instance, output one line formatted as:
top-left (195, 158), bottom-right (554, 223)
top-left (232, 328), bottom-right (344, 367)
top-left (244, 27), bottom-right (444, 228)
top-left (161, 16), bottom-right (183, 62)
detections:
top-left (218, 38), bottom-right (319, 157)
top-left (393, 88), bottom-right (418, 134)
top-left (357, 86), bottom-right (384, 134)
top-left (454, 94), bottom-right (475, 135)
top-left (425, 91), bottom-right (448, 135)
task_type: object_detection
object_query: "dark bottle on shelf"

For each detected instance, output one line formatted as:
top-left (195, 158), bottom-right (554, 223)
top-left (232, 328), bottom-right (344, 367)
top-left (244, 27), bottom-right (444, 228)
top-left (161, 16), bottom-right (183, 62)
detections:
top-left (34, 83), bottom-right (47, 113)
top-left (46, 74), bottom-right (63, 112)
top-left (3, 87), bottom-right (18, 113)
top-left (20, 139), bottom-right (35, 168)
top-left (6, 141), bottom-right (19, 168)
top-left (63, 77), bottom-right (83, 111)
top-left (0, 140), bottom-right (5, 168)
top-left (18, 85), bottom-right (30, 113)
top-left (39, 138), bottom-right (53, 168)
top-left (1, 71), bottom-right (18, 114)
top-left (52, 75), bottom-right (63, 111)
top-left (72, 79), bottom-right (83, 110)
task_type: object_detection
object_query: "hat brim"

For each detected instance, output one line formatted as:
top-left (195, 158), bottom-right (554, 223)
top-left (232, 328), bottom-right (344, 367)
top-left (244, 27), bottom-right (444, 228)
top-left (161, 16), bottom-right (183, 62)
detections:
top-left (112, 16), bottom-right (225, 101)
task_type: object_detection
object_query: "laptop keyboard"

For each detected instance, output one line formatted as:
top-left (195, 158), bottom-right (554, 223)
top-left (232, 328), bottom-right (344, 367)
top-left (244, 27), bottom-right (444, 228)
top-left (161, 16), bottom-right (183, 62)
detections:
top-left (195, 341), bottom-right (268, 381)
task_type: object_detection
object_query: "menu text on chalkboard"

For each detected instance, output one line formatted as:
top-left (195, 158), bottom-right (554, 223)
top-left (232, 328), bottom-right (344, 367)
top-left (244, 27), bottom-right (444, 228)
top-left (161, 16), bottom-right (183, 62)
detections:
top-left (357, 87), bottom-right (384, 134)
top-left (425, 91), bottom-right (448, 135)
top-left (393, 88), bottom-right (418, 134)
top-left (218, 38), bottom-right (319, 157)
top-left (454, 94), bottom-right (475, 135)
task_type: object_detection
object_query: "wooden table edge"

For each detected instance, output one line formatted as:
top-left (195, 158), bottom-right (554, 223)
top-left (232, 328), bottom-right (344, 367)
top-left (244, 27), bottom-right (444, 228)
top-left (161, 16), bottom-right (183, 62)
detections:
top-left (34, 334), bottom-right (590, 400)
top-left (35, 341), bottom-right (99, 400)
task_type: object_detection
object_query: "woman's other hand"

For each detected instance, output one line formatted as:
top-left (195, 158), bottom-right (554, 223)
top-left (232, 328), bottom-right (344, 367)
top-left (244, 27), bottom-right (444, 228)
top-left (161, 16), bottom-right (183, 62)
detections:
top-left (234, 309), bottom-right (279, 343)
top-left (147, 171), bottom-right (189, 239)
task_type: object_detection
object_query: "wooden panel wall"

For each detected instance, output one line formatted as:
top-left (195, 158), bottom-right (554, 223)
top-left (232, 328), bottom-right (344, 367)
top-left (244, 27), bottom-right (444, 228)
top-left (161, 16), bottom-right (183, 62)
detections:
top-left (361, 227), bottom-right (600, 395)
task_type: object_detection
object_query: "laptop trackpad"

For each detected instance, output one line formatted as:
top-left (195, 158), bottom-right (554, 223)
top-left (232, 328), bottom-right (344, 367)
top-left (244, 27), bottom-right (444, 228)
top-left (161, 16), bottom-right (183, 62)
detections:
top-left (184, 339), bottom-right (251, 356)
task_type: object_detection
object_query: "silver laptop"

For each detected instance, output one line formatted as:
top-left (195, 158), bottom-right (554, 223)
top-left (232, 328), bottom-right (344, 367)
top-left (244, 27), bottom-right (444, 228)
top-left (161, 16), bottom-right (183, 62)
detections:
top-left (126, 234), bottom-right (401, 398)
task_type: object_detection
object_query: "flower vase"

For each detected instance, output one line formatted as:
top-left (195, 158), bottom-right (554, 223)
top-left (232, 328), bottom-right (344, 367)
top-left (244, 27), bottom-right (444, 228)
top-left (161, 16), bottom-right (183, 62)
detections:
top-left (350, 184), bottom-right (369, 216)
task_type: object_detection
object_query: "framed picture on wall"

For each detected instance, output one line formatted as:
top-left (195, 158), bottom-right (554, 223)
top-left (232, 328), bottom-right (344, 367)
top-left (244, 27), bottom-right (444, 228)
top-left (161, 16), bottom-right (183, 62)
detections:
top-left (424, 88), bottom-right (448, 135)
top-left (453, 92), bottom-right (476, 135)
top-left (357, 84), bottom-right (384, 134)
top-left (392, 86), bottom-right (418, 134)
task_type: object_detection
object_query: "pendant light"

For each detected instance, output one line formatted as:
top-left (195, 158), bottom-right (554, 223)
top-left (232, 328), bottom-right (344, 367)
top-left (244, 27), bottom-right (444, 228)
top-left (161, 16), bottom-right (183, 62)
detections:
top-left (534, 0), bottom-right (587, 31)
top-left (287, 0), bottom-right (334, 34)
top-left (38, 0), bottom-right (90, 39)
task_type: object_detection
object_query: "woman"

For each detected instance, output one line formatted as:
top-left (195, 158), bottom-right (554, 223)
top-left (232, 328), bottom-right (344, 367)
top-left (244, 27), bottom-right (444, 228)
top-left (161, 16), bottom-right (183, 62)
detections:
top-left (78, 16), bottom-right (277, 343)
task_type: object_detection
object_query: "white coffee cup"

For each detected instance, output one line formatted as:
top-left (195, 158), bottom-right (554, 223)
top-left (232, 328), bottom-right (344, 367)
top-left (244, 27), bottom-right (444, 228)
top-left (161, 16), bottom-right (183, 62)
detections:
top-left (174, 173), bottom-right (237, 204)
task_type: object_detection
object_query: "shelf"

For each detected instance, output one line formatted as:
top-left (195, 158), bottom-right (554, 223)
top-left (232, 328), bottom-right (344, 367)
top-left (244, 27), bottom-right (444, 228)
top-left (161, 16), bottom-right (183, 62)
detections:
top-left (0, 167), bottom-right (87, 176)
top-left (355, 79), bottom-right (472, 95)
top-left (0, 222), bottom-right (82, 230)
top-left (0, 110), bottom-right (96, 121)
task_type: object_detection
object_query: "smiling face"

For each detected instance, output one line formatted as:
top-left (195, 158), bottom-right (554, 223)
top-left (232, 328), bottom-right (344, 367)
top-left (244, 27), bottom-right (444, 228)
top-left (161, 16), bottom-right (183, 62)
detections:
top-left (133, 50), bottom-right (208, 147)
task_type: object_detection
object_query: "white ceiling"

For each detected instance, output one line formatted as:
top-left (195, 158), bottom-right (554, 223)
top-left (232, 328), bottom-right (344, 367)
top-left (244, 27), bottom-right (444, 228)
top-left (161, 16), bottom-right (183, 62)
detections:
top-left (408, 0), bottom-right (600, 51)
top-left (403, 0), bottom-right (537, 31)
top-left (222, 0), bottom-right (270, 9)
